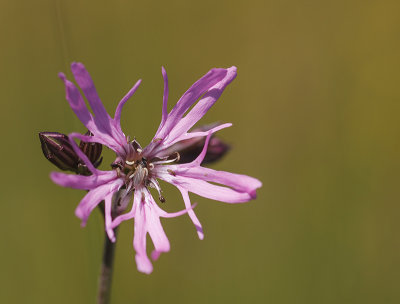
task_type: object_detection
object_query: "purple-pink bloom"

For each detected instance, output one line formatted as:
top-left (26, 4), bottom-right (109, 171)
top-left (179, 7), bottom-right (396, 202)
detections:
top-left (51, 62), bottom-right (262, 274)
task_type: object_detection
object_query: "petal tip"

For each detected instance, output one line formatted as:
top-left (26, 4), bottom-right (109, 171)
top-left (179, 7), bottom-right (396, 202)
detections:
top-left (75, 207), bottom-right (84, 220)
top-left (71, 62), bottom-right (83, 69)
top-left (198, 231), bottom-right (204, 240)
top-left (58, 72), bottom-right (66, 81)
top-left (136, 256), bottom-right (153, 274)
top-left (49, 171), bottom-right (58, 180)
top-left (151, 250), bottom-right (161, 261)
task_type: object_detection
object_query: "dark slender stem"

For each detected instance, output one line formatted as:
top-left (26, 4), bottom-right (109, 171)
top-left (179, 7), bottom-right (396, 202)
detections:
top-left (97, 228), bottom-right (118, 304)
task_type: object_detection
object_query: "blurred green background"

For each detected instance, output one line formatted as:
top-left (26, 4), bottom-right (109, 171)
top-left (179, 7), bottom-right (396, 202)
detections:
top-left (1, 0), bottom-right (400, 303)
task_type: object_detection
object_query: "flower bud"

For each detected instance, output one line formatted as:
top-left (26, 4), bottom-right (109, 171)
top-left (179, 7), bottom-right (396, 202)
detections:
top-left (78, 131), bottom-right (103, 174)
top-left (166, 123), bottom-right (231, 164)
top-left (39, 131), bottom-right (103, 175)
top-left (39, 132), bottom-right (80, 171)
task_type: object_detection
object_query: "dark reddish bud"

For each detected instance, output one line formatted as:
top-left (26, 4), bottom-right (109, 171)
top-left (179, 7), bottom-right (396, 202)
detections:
top-left (200, 136), bottom-right (230, 164)
top-left (39, 131), bottom-right (103, 175)
top-left (39, 132), bottom-right (80, 172)
top-left (78, 131), bottom-right (103, 172)
top-left (165, 123), bottom-right (231, 164)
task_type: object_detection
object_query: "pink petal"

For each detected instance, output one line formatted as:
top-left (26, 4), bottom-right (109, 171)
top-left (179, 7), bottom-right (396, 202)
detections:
top-left (133, 200), bottom-right (153, 274)
top-left (165, 67), bottom-right (237, 145)
top-left (157, 66), bottom-right (169, 133)
top-left (171, 163), bottom-right (262, 197)
top-left (164, 122), bottom-right (232, 148)
top-left (60, 64), bottom-right (129, 157)
top-left (152, 201), bottom-right (197, 219)
top-left (145, 67), bottom-right (230, 157)
top-left (141, 190), bottom-right (170, 260)
top-left (159, 68), bottom-right (227, 137)
top-left (71, 62), bottom-right (111, 128)
top-left (114, 79), bottom-right (142, 133)
top-left (158, 130), bottom-right (262, 198)
top-left (68, 132), bottom-right (99, 174)
top-left (159, 173), bottom-right (255, 203)
top-left (104, 192), bottom-right (116, 242)
top-left (111, 188), bottom-right (141, 228)
top-left (50, 171), bottom-right (117, 190)
top-left (147, 211), bottom-right (170, 261)
top-left (74, 179), bottom-right (123, 226)
top-left (177, 186), bottom-right (204, 240)
top-left (58, 72), bottom-right (93, 129)
top-left (186, 130), bottom-right (212, 167)
top-left (69, 132), bottom-right (126, 168)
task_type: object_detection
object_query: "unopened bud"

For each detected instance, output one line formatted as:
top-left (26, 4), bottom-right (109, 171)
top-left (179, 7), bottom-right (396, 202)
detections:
top-left (200, 136), bottom-right (230, 164)
top-left (165, 123), bottom-right (231, 164)
top-left (39, 131), bottom-right (103, 175)
top-left (78, 131), bottom-right (103, 173)
top-left (39, 132), bottom-right (80, 171)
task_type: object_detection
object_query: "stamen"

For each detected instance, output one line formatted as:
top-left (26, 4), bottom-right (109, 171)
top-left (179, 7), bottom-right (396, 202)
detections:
top-left (174, 152), bottom-right (180, 162)
top-left (149, 178), bottom-right (166, 203)
top-left (137, 148), bottom-right (142, 154)
top-left (125, 160), bottom-right (135, 165)
top-left (152, 152), bottom-right (181, 165)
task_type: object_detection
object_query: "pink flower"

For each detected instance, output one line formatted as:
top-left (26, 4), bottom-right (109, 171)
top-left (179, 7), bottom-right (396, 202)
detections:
top-left (51, 63), bottom-right (262, 274)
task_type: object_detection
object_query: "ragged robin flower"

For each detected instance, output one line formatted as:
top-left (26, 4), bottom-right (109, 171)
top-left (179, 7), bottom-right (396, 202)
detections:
top-left (49, 62), bottom-right (262, 274)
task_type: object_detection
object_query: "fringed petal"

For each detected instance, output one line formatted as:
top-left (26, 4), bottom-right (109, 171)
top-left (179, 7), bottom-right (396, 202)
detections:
top-left (58, 72), bottom-right (94, 130)
top-left (114, 79), bottom-right (142, 133)
top-left (133, 194), bottom-right (153, 274)
top-left (74, 179), bottom-right (123, 226)
top-left (177, 186), bottom-right (204, 240)
top-left (50, 171), bottom-right (117, 190)
top-left (145, 67), bottom-right (234, 157)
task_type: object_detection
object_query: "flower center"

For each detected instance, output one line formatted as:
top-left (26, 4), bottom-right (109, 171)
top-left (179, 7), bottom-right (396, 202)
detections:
top-left (110, 139), bottom-right (180, 203)
top-left (125, 156), bottom-right (152, 187)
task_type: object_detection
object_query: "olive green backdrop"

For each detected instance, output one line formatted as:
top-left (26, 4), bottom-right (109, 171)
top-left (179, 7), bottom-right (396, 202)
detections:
top-left (1, 0), bottom-right (399, 303)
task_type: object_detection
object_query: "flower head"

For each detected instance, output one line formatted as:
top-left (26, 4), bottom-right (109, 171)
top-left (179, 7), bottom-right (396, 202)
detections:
top-left (49, 62), bottom-right (262, 274)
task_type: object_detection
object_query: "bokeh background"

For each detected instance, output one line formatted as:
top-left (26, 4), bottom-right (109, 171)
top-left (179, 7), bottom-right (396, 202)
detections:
top-left (1, 0), bottom-right (400, 303)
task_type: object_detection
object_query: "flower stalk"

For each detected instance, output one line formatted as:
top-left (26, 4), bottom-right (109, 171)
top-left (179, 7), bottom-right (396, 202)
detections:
top-left (97, 226), bottom-right (118, 304)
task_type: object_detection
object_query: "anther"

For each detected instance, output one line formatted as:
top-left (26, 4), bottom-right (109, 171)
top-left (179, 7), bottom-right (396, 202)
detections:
top-left (167, 169), bottom-right (176, 176)
top-left (125, 160), bottom-right (135, 165)
top-left (148, 163), bottom-right (154, 170)
top-left (159, 195), bottom-right (166, 203)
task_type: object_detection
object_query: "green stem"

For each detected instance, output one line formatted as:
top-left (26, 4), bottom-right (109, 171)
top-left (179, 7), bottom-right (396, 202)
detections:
top-left (97, 228), bottom-right (118, 304)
